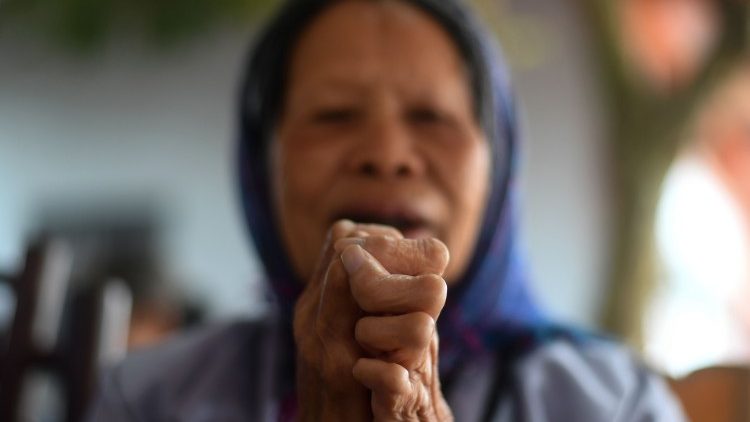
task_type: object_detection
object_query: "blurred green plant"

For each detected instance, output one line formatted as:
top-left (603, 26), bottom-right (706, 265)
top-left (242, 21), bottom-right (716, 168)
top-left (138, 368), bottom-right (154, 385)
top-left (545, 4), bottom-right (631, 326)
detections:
top-left (0, 0), bottom-right (278, 51)
top-left (0, 0), bottom-right (546, 59)
top-left (471, 0), bottom-right (553, 70)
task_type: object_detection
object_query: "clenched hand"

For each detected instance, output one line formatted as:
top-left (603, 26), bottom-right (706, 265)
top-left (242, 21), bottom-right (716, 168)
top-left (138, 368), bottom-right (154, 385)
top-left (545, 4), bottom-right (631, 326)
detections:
top-left (294, 220), bottom-right (453, 421)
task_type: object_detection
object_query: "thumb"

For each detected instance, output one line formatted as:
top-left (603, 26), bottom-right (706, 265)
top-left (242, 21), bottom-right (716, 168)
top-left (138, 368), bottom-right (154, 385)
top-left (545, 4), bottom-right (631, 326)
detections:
top-left (340, 244), bottom-right (390, 283)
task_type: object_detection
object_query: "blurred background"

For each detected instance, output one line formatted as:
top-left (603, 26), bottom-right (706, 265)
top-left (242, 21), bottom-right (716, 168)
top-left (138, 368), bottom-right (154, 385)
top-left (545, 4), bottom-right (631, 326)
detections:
top-left (1, 0), bottom-right (750, 420)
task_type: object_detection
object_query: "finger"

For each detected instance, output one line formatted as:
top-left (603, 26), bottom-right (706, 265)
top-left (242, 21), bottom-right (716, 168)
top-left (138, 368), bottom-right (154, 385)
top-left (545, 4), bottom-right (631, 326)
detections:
top-left (353, 358), bottom-right (419, 421)
top-left (333, 223), bottom-right (406, 254)
top-left (351, 223), bottom-right (404, 240)
top-left (318, 339), bottom-right (364, 385)
top-left (298, 220), bottom-right (357, 333)
top-left (317, 259), bottom-right (362, 330)
top-left (309, 219), bottom-right (357, 287)
top-left (351, 230), bottom-right (371, 238)
top-left (355, 313), bottom-right (434, 369)
top-left (334, 237), bottom-right (368, 254)
top-left (338, 236), bottom-right (449, 276)
top-left (297, 258), bottom-right (365, 387)
top-left (300, 222), bottom-right (364, 344)
top-left (341, 245), bottom-right (447, 318)
top-left (293, 264), bottom-right (362, 393)
top-left (295, 260), bottom-right (361, 350)
top-left (352, 358), bottom-right (411, 397)
top-left (318, 237), bottom-right (374, 331)
top-left (355, 313), bottom-right (435, 352)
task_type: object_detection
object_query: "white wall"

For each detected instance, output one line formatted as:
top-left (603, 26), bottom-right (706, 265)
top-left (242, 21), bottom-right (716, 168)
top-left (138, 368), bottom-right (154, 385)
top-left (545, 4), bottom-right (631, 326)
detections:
top-left (0, 28), bottom-right (266, 318)
top-left (511, 0), bottom-right (611, 328)
top-left (0, 2), bottom-right (609, 327)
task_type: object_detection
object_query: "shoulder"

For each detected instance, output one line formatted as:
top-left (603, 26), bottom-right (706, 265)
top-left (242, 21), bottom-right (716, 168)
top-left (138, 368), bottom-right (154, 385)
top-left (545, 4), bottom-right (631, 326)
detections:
top-left (511, 337), bottom-right (686, 421)
top-left (87, 318), bottom-right (278, 422)
top-left (114, 319), bottom-right (271, 398)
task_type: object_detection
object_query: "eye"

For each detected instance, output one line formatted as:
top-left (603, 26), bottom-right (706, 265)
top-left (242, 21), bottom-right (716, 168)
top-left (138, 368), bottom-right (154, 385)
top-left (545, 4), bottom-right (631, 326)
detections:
top-left (407, 107), bottom-right (445, 125)
top-left (312, 107), bottom-right (360, 124)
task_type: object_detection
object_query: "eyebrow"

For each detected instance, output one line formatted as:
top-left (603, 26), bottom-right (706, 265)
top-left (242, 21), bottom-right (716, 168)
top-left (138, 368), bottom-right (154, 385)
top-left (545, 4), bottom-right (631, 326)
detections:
top-left (308, 76), bottom-right (371, 91)
top-left (289, 77), bottom-right (371, 103)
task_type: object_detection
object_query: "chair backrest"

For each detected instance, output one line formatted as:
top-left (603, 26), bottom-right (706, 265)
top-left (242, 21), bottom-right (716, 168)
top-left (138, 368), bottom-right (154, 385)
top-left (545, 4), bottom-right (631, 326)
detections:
top-left (0, 240), bottom-right (72, 421)
top-left (669, 366), bottom-right (750, 422)
top-left (0, 240), bottom-right (132, 422)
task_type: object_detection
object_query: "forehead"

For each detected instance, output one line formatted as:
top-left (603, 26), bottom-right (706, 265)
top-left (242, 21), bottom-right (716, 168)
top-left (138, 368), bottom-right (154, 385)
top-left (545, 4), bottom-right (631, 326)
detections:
top-left (287, 0), bottom-right (468, 96)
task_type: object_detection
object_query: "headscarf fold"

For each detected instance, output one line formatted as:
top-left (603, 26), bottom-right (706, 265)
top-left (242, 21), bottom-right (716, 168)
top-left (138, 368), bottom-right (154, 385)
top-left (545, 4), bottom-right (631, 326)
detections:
top-left (237, 0), bottom-right (563, 394)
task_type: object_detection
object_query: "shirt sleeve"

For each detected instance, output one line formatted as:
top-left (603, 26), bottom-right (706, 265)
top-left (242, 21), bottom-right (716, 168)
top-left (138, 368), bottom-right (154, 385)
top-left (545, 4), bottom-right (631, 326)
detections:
top-left (85, 367), bottom-right (143, 422)
top-left (509, 340), bottom-right (687, 422)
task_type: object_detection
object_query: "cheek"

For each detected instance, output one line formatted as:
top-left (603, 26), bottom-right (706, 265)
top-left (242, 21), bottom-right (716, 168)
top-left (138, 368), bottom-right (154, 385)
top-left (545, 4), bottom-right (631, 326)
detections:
top-left (440, 141), bottom-right (491, 280)
top-left (460, 144), bottom-right (491, 212)
top-left (447, 141), bottom-right (491, 222)
top-left (271, 133), bottom-right (343, 278)
top-left (274, 134), bottom-right (339, 211)
top-left (270, 136), bottom-right (320, 280)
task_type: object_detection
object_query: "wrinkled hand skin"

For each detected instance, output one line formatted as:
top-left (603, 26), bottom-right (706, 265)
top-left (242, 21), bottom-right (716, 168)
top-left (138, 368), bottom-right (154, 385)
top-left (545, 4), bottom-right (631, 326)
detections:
top-left (294, 220), bottom-right (372, 421)
top-left (293, 220), bottom-right (454, 422)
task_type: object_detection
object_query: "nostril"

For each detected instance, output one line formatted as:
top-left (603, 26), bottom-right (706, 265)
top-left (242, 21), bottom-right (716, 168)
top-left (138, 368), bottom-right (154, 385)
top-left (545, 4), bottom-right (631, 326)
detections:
top-left (356, 161), bottom-right (414, 178)
top-left (360, 162), bottom-right (378, 176)
top-left (396, 165), bottom-right (411, 178)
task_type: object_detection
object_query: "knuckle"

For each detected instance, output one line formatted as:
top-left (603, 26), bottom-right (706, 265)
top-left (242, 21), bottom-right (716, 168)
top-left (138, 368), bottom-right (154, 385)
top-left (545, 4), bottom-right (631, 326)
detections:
top-left (365, 235), bottom-right (393, 256)
top-left (418, 238), bottom-right (450, 273)
top-left (330, 220), bottom-right (355, 241)
top-left (421, 273), bottom-right (447, 300)
top-left (417, 274), bottom-right (447, 315)
top-left (409, 312), bottom-right (435, 336)
top-left (380, 388), bottom-right (404, 413)
top-left (404, 313), bottom-right (434, 349)
top-left (388, 363), bottom-right (411, 394)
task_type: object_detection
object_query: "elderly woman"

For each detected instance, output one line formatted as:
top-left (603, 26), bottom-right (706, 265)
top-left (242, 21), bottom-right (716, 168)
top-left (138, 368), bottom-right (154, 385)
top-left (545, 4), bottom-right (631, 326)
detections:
top-left (88, 0), bottom-right (686, 420)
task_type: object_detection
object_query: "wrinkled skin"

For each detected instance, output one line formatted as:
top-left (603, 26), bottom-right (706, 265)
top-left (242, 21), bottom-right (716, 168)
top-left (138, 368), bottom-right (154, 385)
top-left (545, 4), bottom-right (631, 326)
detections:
top-left (271, 0), bottom-right (489, 284)
top-left (276, 1), bottom-right (489, 419)
top-left (294, 220), bottom-right (452, 421)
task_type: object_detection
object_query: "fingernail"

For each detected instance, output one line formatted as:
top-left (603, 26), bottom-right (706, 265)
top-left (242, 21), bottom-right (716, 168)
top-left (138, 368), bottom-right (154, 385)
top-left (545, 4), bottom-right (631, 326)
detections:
top-left (341, 245), bottom-right (366, 274)
top-left (336, 219), bottom-right (355, 229)
top-left (334, 237), bottom-right (365, 253)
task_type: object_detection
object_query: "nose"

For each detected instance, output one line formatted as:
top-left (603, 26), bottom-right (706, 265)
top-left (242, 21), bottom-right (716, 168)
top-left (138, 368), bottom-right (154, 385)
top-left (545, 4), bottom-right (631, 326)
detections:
top-left (347, 115), bottom-right (425, 179)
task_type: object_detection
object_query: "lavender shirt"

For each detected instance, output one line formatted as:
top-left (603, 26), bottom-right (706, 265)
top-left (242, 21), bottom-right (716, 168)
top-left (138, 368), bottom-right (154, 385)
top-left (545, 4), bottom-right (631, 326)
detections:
top-left (87, 319), bottom-right (686, 421)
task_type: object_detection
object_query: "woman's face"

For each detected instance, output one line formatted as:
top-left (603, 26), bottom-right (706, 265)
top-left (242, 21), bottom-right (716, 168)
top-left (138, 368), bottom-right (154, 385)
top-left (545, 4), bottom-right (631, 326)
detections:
top-left (271, 0), bottom-right (490, 283)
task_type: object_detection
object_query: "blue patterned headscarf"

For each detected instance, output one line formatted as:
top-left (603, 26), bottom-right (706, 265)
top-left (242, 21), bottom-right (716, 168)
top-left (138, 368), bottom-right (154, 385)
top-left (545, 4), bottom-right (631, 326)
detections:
top-left (238, 0), bottom-right (552, 377)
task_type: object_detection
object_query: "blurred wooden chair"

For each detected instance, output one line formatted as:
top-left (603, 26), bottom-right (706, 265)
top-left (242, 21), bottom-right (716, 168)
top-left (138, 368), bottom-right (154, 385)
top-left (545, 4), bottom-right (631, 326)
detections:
top-left (669, 366), bottom-right (750, 422)
top-left (0, 239), bottom-right (72, 420)
top-left (0, 239), bottom-right (132, 422)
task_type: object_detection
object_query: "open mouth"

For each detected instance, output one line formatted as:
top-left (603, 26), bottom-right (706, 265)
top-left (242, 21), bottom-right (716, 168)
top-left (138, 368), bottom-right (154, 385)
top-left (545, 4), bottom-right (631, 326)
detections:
top-left (333, 212), bottom-right (434, 239)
